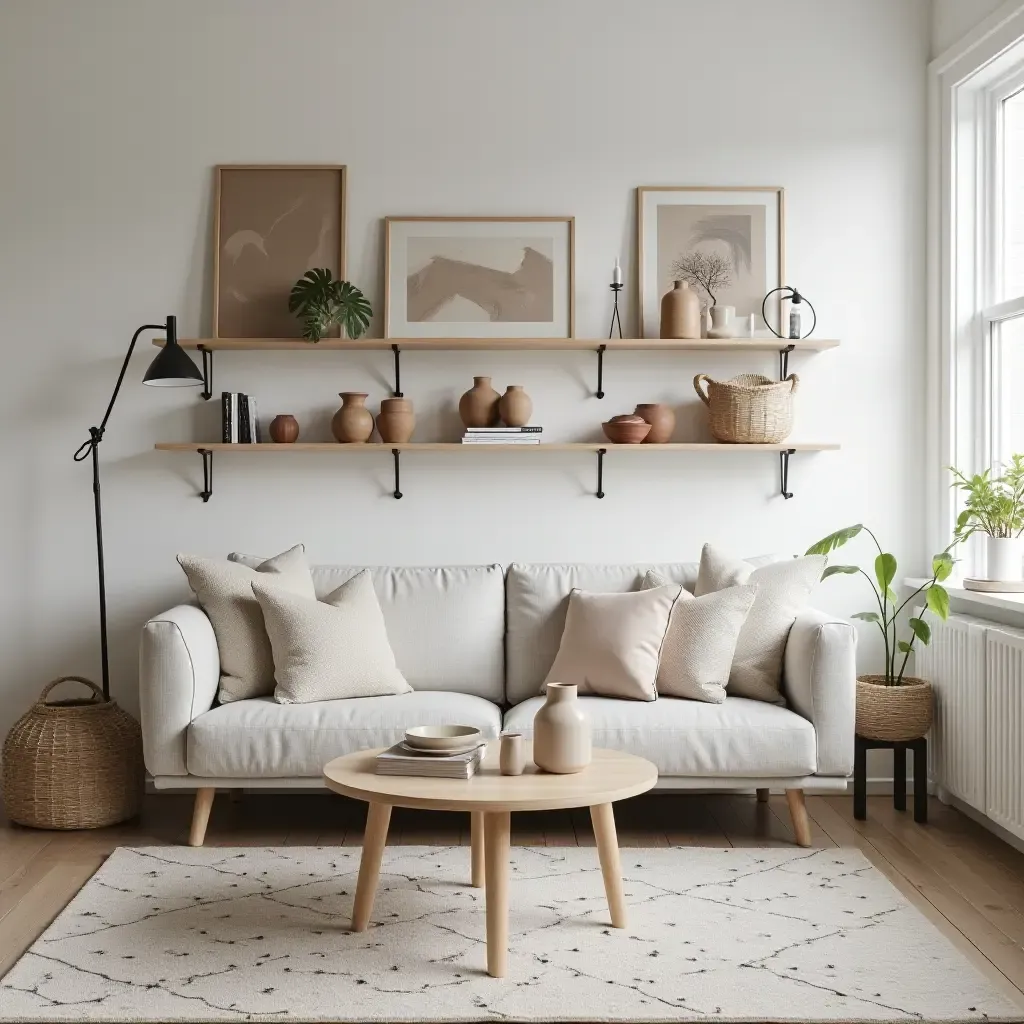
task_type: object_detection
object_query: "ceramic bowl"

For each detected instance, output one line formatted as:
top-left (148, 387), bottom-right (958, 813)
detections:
top-left (602, 418), bottom-right (652, 444)
top-left (405, 724), bottom-right (483, 751)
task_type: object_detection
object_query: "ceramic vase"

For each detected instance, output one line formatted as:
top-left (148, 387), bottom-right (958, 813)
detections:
top-left (986, 536), bottom-right (1024, 581)
top-left (533, 682), bottom-right (591, 774)
top-left (634, 403), bottom-right (675, 444)
top-left (499, 732), bottom-right (525, 776)
top-left (459, 376), bottom-right (501, 428)
top-left (268, 414), bottom-right (299, 443)
top-left (660, 281), bottom-right (701, 339)
top-left (707, 305), bottom-right (736, 339)
top-left (499, 385), bottom-right (533, 427)
top-left (332, 392), bottom-right (374, 443)
top-left (376, 397), bottom-right (415, 443)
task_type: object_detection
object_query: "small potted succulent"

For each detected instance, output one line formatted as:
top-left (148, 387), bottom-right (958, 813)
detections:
top-left (288, 268), bottom-right (372, 341)
top-left (806, 525), bottom-right (953, 742)
top-left (950, 455), bottom-right (1024, 582)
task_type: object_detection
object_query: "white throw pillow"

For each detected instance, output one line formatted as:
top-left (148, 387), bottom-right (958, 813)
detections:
top-left (542, 585), bottom-right (678, 702)
top-left (178, 544), bottom-right (316, 704)
top-left (253, 570), bottom-right (411, 704)
top-left (642, 571), bottom-right (756, 703)
top-left (693, 544), bottom-right (825, 703)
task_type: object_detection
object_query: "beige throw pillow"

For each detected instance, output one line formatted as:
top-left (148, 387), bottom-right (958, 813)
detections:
top-left (693, 544), bottom-right (825, 703)
top-left (253, 570), bottom-right (411, 704)
top-left (642, 571), bottom-right (756, 703)
top-left (542, 585), bottom-right (678, 702)
top-left (177, 544), bottom-right (315, 704)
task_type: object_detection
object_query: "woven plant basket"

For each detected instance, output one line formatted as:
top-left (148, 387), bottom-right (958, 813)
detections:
top-left (693, 373), bottom-right (799, 444)
top-left (856, 675), bottom-right (933, 742)
top-left (1, 677), bottom-right (143, 829)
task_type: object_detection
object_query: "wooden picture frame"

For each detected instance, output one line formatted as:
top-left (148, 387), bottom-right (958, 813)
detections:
top-left (213, 165), bottom-right (347, 339)
top-left (636, 186), bottom-right (785, 339)
top-left (383, 216), bottom-right (575, 339)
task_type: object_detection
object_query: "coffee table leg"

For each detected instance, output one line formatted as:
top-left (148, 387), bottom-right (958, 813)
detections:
top-left (484, 810), bottom-right (510, 978)
top-left (351, 801), bottom-right (391, 932)
top-left (471, 811), bottom-right (485, 888)
top-left (590, 802), bottom-right (627, 929)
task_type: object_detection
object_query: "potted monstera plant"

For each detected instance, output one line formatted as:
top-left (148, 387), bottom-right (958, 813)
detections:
top-left (289, 269), bottom-right (372, 341)
top-left (807, 525), bottom-right (953, 742)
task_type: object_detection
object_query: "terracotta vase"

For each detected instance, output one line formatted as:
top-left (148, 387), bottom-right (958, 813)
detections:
top-left (331, 392), bottom-right (374, 443)
top-left (660, 280), bottom-right (701, 339)
top-left (376, 397), bottom-right (415, 443)
top-left (499, 385), bottom-right (533, 427)
top-left (268, 414), bottom-right (299, 444)
top-left (533, 682), bottom-right (591, 774)
top-left (634, 403), bottom-right (675, 444)
top-left (459, 376), bottom-right (501, 428)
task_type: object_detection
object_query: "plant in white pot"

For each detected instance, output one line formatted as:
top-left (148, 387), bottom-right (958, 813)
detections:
top-left (950, 455), bottom-right (1024, 582)
top-left (806, 525), bottom-right (953, 742)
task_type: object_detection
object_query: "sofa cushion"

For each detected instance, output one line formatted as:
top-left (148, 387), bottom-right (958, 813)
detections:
top-left (187, 691), bottom-right (502, 778)
top-left (502, 695), bottom-right (816, 777)
top-left (229, 557), bottom-right (506, 702)
top-left (504, 558), bottom-right (782, 705)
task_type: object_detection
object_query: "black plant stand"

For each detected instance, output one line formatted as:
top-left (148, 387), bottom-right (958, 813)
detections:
top-left (854, 734), bottom-right (927, 824)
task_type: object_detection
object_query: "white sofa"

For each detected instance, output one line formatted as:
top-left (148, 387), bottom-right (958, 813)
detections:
top-left (140, 557), bottom-right (856, 847)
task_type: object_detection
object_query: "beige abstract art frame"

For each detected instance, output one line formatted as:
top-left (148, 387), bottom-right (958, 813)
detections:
top-left (637, 186), bottom-right (785, 338)
top-left (384, 216), bottom-right (575, 338)
top-left (213, 165), bottom-right (346, 339)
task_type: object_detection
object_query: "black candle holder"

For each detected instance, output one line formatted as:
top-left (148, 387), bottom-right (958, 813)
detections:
top-left (608, 282), bottom-right (624, 339)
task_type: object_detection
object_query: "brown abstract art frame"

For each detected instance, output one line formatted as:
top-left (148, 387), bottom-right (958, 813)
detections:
top-left (213, 165), bottom-right (347, 339)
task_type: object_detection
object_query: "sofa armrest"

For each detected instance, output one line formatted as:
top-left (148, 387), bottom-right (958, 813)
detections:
top-left (783, 607), bottom-right (856, 776)
top-left (139, 604), bottom-right (219, 776)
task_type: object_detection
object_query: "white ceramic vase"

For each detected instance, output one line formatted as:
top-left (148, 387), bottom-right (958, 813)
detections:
top-left (533, 682), bottom-right (591, 774)
top-left (707, 305), bottom-right (736, 339)
top-left (986, 535), bottom-right (1024, 581)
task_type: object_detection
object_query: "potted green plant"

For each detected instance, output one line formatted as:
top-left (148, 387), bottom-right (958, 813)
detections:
top-left (950, 454), bottom-right (1024, 582)
top-left (806, 525), bottom-right (953, 742)
top-left (288, 269), bottom-right (372, 341)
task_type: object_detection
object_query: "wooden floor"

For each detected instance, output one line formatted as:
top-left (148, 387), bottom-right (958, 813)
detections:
top-left (1, 792), bottom-right (1023, 1010)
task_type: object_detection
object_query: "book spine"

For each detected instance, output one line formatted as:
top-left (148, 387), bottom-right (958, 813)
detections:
top-left (250, 397), bottom-right (261, 444)
top-left (238, 394), bottom-right (252, 444)
top-left (230, 394), bottom-right (239, 444)
top-left (466, 425), bottom-right (542, 433)
top-left (221, 392), bottom-right (231, 444)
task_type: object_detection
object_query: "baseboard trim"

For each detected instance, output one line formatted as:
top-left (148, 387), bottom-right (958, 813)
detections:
top-left (938, 789), bottom-right (1024, 856)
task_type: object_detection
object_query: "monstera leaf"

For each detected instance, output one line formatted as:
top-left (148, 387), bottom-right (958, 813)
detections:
top-left (289, 269), bottom-right (372, 342)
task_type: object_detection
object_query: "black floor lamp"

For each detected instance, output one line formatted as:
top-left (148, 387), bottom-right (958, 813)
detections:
top-left (74, 315), bottom-right (203, 699)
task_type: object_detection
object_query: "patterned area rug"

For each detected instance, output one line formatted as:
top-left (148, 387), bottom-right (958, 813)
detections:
top-left (0, 846), bottom-right (1019, 1022)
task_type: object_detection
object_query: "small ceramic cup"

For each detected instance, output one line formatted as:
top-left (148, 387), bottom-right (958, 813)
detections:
top-left (499, 732), bottom-right (525, 776)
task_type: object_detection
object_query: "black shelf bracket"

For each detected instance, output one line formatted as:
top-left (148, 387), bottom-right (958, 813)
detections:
top-left (780, 448), bottom-right (796, 499)
top-left (595, 345), bottom-right (606, 399)
top-left (392, 344), bottom-right (403, 398)
top-left (198, 345), bottom-right (214, 401)
top-left (778, 343), bottom-right (795, 380)
top-left (596, 447), bottom-right (606, 498)
top-left (392, 448), bottom-right (403, 499)
top-left (198, 448), bottom-right (213, 502)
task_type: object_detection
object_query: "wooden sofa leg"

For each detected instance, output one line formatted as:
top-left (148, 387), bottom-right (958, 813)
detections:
top-left (189, 788), bottom-right (216, 847)
top-left (785, 789), bottom-right (812, 847)
top-left (756, 788), bottom-right (770, 803)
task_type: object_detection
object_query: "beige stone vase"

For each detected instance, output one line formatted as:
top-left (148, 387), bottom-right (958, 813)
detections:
top-left (499, 385), bottom-right (533, 427)
top-left (459, 376), bottom-right (501, 428)
top-left (533, 682), bottom-right (591, 774)
top-left (660, 280), bottom-right (701, 339)
top-left (332, 392), bottom-right (374, 443)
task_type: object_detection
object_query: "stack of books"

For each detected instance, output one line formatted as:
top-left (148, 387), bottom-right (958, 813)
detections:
top-left (375, 743), bottom-right (484, 779)
top-left (462, 426), bottom-right (542, 445)
top-left (221, 392), bottom-right (262, 444)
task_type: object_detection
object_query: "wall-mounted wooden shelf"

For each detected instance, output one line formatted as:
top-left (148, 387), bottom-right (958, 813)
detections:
top-left (154, 441), bottom-right (840, 502)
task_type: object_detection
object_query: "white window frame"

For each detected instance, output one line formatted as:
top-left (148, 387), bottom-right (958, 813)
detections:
top-left (928, 1), bottom-right (1024, 575)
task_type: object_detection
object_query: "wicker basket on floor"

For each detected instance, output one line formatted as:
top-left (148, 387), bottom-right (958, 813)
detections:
top-left (694, 372), bottom-right (799, 444)
top-left (1, 677), bottom-right (143, 829)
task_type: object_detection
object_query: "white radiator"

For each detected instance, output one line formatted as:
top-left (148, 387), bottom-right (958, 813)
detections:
top-left (917, 610), bottom-right (1024, 842)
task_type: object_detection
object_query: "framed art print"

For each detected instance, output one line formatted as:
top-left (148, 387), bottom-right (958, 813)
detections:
top-left (384, 216), bottom-right (575, 338)
top-left (637, 187), bottom-right (784, 338)
top-left (213, 165), bottom-right (346, 338)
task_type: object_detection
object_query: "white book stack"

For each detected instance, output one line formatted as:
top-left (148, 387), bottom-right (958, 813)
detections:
top-left (462, 427), bottom-right (542, 445)
top-left (375, 743), bottom-right (485, 779)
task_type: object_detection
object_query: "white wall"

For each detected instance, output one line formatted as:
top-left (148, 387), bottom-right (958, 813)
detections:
top-left (932, 0), bottom-right (1009, 56)
top-left (0, 0), bottom-right (930, 740)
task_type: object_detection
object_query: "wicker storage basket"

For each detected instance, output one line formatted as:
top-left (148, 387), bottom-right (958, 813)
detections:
top-left (1, 677), bottom-right (143, 829)
top-left (693, 373), bottom-right (799, 444)
top-left (856, 675), bottom-right (933, 742)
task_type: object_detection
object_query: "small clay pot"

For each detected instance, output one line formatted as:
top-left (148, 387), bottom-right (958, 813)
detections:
top-left (268, 414), bottom-right (299, 444)
top-left (498, 385), bottom-right (533, 427)
top-left (332, 392), bottom-right (374, 443)
top-left (459, 376), bottom-right (501, 428)
top-left (376, 397), bottom-right (415, 443)
top-left (634, 403), bottom-right (675, 444)
top-left (602, 414), bottom-right (651, 444)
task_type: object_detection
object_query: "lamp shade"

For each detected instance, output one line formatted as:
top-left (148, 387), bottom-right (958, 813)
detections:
top-left (143, 316), bottom-right (203, 387)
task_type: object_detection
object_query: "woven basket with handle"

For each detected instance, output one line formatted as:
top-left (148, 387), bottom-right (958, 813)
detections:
top-left (693, 372), bottom-right (799, 444)
top-left (1, 677), bottom-right (143, 829)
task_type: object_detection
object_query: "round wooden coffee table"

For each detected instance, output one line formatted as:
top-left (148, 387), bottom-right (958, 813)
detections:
top-left (323, 742), bottom-right (657, 978)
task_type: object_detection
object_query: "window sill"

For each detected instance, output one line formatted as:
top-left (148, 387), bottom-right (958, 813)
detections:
top-left (904, 577), bottom-right (1024, 628)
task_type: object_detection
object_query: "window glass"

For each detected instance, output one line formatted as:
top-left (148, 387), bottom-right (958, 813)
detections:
top-left (1003, 87), bottom-right (1024, 299)
top-left (996, 314), bottom-right (1024, 461)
